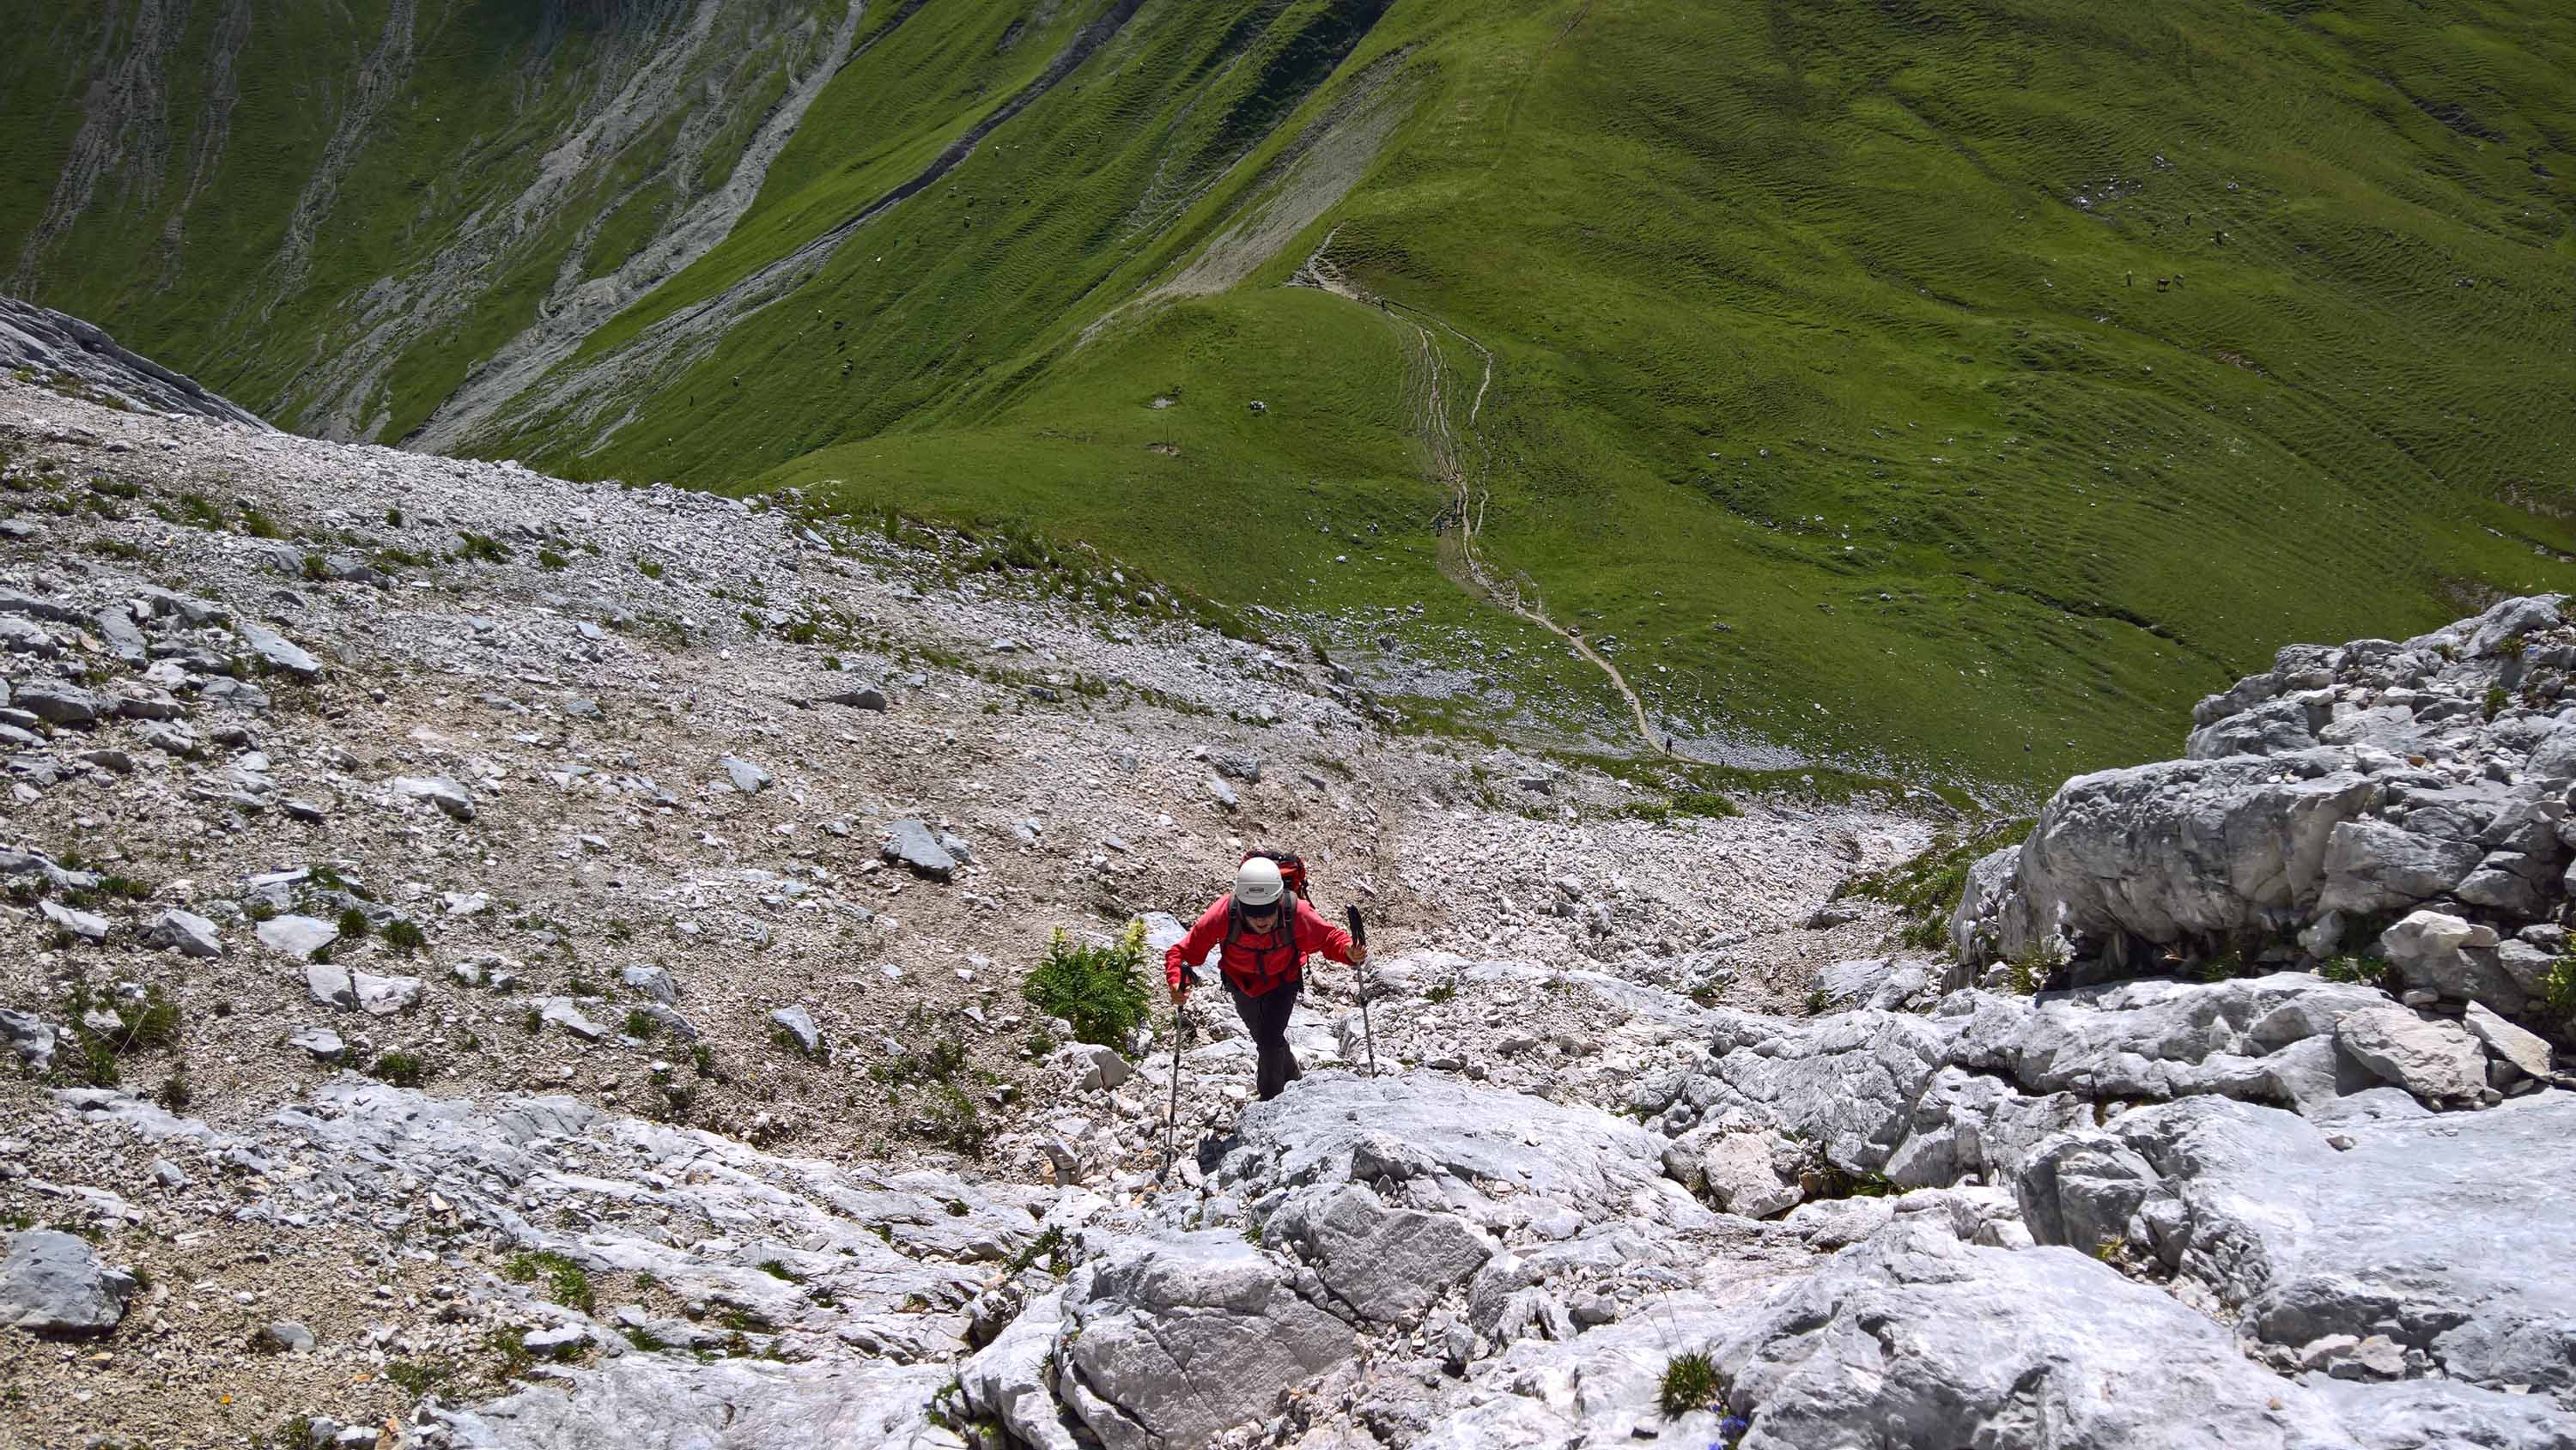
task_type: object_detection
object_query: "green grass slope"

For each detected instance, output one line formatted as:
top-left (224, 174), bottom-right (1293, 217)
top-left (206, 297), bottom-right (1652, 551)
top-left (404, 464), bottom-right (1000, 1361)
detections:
top-left (6, 0), bottom-right (2572, 792)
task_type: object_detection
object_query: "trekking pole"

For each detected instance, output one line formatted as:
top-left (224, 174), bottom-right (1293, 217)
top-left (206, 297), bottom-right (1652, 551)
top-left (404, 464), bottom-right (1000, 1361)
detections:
top-left (1346, 906), bottom-right (1376, 1077)
top-left (1160, 983), bottom-right (1185, 1182)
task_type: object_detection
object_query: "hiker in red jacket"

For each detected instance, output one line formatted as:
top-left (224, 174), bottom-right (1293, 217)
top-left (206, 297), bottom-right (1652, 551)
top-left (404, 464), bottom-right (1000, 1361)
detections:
top-left (1166, 855), bottom-right (1364, 1101)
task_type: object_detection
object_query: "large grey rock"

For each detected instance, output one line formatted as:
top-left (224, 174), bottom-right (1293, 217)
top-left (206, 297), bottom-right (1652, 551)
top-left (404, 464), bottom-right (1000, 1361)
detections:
top-left (1715, 1219), bottom-right (2408, 1449)
top-left (957, 1289), bottom-right (1080, 1450)
top-left (141, 907), bottom-right (222, 958)
top-left (1222, 1072), bottom-right (1711, 1237)
top-left (2375, 907), bottom-right (2524, 1010)
top-left (620, 964), bottom-right (677, 1004)
top-left (1661, 1125), bottom-right (1805, 1218)
top-left (39, 900), bottom-right (109, 943)
top-left (239, 622), bottom-right (322, 680)
top-left (352, 971), bottom-right (422, 1016)
top-left (430, 1356), bottom-right (956, 1449)
top-left (2335, 1006), bottom-right (2490, 1107)
top-left (304, 962), bottom-right (356, 1010)
top-left (880, 819), bottom-right (956, 881)
top-left (769, 1005), bottom-right (824, 1056)
top-left (2018, 1092), bottom-right (2576, 1393)
top-left (542, 998), bottom-right (613, 1042)
top-left (2463, 1001), bottom-right (2555, 1082)
top-left (1261, 1183), bottom-right (1492, 1324)
top-left (821, 683), bottom-right (889, 711)
top-left (0, 1230), bottom-right (136, 1336)
top-left (719, 755), bottom-right (773, 794)
top-left (1054, 1230), bottom-right (1355, 1450)
top-left (13, 678), bottom-right (102, 725)
top-left (264, 916), bottom-right (341, 962)
top-left (1, 1009), bottom-right (57, 1072)
top-left (392, 774), bottom-right (476, 821)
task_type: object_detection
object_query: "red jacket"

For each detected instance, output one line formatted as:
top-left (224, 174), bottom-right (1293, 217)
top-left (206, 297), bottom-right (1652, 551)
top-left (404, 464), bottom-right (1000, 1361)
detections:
top-left (1166, 895), bottom-right (1354, 997)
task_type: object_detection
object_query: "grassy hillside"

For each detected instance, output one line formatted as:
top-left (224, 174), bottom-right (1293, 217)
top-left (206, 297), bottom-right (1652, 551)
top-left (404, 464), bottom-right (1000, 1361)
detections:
top-left (7, 0), bottom-right (2573, 792)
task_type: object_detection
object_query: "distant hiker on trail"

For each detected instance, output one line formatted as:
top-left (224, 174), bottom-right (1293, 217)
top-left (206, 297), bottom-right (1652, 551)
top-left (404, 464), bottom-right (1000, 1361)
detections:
top-left (1166, 853), bottom-right (1364, 1102)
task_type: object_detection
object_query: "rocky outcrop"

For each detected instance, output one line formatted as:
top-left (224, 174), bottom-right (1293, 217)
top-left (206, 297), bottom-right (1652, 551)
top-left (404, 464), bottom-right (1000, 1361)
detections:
top-left (1958, 595), bottom-right (2576, 1040)
top-left (0, 297), bottom-right (267, 425)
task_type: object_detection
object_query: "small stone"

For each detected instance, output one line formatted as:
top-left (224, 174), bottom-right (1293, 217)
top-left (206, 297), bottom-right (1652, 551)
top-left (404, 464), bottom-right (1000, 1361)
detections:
top-left (256, 1320), bottom-right (316, 1353)
top-left (289, 1026), bottom-right (346, 1061)
top-left (881, 820), bottom-right (957, 881)
top-left (770, 1005), bottom-right (825, 1056)
top-left (392, 775), bottom-right (476, 821)
top-left (823, 683), bottom-right (889, 711)
top-left (720, 755), bottom-right (773, 794)
top-left (621, 965), bottom-right (677, 1004)
top-left (304, 963), bottom-right (356, 1010)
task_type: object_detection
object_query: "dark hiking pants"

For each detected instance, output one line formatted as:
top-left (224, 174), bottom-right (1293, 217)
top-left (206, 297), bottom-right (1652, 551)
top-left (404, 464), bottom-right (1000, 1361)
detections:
top-left (1228, 977), bottom-right (1303, 1101)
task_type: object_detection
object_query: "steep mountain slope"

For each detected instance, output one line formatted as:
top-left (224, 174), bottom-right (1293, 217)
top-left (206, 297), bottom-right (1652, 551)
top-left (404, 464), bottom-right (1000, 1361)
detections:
top-left (7, 0), bottom-right (2575, 789)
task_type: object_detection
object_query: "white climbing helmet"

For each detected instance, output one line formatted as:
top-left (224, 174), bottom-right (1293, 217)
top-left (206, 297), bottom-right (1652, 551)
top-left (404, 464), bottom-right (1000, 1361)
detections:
top-left (1234, 855), bottom-right (1285, 907)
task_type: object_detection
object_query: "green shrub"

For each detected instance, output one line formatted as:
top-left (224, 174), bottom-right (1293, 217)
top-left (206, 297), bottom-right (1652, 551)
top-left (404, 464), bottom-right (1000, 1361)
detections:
top-left (1659, 1350), bottom-right (1719, 1417)
top-left (383, 919), bottom-right (426, 956)
top-left (1423, 983), bottom-right (1458, 1005)
top-left (369, 1051), bottom-right (429, 1088)
top-left (623, 1009), bottom-right (659, 1040)
top-left (301, 553), bottom-right (329, 581)
top-left (537, 548), bottom-right (568, 570)
top-left (1023, 922), bottom-right (1151, 1049)
top-left (636, 557), bottom-right (665, 579)
top-left (458, 531), bottom-right (511, 563)
top-left (240, 507), bottom-right (280, 539)
top-left (2317, 956), bottom-right (2380, 986)
top-left (2544, 954), bottom-right (2576, 1017)
top-left (337, 906), bottom-right (372, 939)
top-left (2485, 684), bottom-right (2510, 721)
top-left (384, 507), bottom-right (404, 528)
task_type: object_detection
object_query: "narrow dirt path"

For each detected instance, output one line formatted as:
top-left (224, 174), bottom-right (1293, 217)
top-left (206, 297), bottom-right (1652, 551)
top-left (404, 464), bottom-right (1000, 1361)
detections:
top-left (1292, 234), bottom-right (1667, 755)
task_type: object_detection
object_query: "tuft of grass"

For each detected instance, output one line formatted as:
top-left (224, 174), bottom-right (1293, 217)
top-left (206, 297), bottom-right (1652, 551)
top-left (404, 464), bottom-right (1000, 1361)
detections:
top-left (337, 906), bottom-right (373, 939)
top-left (1422, 983), bottom-right (1457, 1005)
top-left (755, 1259), bottom-right (805, 1283)
top-left (1022, 922), bottom-right (1151, 1050)
top-left (383, 918), bottom-right (427, 956)
top-left (1659, 1350), bottom-right (1719, 1418)
top-left (537, 547), bottom-right (568, 570)
top-left (458, 531), bottom-right (511, 564)
top-left (623, 1009), bottom-right (660, 1040)
top-left (501, 1250), bottom-right (595, 1314)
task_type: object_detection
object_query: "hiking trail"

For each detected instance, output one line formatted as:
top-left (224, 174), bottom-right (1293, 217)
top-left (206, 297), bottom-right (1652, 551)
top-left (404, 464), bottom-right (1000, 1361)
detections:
top-left (1293, 228), bottom-right (1668, 755)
